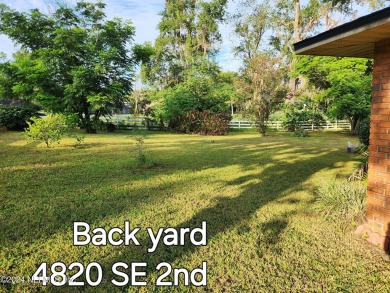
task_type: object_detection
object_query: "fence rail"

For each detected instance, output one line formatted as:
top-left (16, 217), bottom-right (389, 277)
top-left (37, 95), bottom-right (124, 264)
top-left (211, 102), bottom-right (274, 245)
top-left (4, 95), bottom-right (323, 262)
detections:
top-left (229, 120), bottom-right (351, 131)
top-left (105, 116), bottom-right (351, 131)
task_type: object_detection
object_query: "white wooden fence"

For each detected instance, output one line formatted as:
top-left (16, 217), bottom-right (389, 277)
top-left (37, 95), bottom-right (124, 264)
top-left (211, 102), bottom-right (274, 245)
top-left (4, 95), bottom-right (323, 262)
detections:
top-left (229, 120), bottom-right (351, 131)
top-left (106, 115), bottom-right (351, 131)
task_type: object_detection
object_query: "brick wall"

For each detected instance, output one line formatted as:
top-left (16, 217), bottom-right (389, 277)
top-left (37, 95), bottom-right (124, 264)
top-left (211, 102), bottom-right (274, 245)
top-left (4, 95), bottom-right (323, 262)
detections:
top-left (365, 39), bottom-right (390, 251)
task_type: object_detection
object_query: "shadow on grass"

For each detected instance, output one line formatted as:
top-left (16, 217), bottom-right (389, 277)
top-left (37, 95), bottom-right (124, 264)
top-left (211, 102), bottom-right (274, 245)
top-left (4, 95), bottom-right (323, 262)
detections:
top-left (0, 132), bottom-right (358, 292)
top-left (86, 147), bottom-right (347, 291)
top-left (1, 135), bottom-right (348, 246)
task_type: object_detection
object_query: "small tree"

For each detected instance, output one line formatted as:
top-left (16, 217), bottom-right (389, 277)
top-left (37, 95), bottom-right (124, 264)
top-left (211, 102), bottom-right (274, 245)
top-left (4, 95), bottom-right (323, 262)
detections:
top-left (130, 130), bottom-right (147, 165)
top-left (327, 77), bottom-right (371, 133)
top-left (25, 114), bottom-right (67, 147)
top-left (235, 54), bottom-right (288, 136)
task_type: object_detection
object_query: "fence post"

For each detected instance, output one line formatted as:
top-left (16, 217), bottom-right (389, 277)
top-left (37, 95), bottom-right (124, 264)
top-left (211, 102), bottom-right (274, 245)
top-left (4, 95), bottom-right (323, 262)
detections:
top-left (336, 119), bottom-right (338, 129)
top-left (239, 121), bottom-right (241, 130)
top-left (312, 122), bottom-right (314, 131)
top-left (277, 121), bottom-right (280, 130)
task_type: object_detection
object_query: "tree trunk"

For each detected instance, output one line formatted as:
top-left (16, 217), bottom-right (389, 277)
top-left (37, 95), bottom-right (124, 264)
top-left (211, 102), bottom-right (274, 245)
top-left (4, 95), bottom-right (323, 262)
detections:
top-left (350, 117), bottom-right (359, 134)
top-left (290, 0), bottom-right (301, 97)
top-left (85, 115), bottom-right (96, 134)
top-left (83, 102), bottom-right (96, 134)
top-left (258, 123), bottom-right (266, 136)
top-left (294, 0), bottom-right (301, 43)
top-left (134, 94), bottom-right (139, 115)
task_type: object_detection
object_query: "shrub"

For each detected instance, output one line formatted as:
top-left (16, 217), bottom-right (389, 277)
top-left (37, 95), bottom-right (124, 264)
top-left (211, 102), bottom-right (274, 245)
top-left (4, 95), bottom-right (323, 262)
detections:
top-left (0, 105), bottom-right (40, 131)
top-left (106, 123), bottom-right (115, 132)
top-left (199, 111), bottom-right (231, 135)
top-left (282, 109), bottom-right (324, 132)
top-left (177, 110), bottom-right (231, 135)
top-left (151, 76), bottom-right (230, 129)
top-left (25, 114), bottom-right (67, 147)
top-left (292, 128), bottom-right (309, 137)
top-left (316, 180), bottom-right (366, 222)
top-left (356, 116), bottom-right (370, 147)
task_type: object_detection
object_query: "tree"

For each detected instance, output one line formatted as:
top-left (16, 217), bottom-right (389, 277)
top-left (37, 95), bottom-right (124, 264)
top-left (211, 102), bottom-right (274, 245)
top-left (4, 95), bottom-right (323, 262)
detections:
top-left (295, 56), bottom-right (372, 132)
top-left (216, 71), bottom-right (239, 115)
top-left (235, 54), bottom-right (288, 136)
top-left (143, 0), bottom-right (228, 88)
top-left (231, 0), bottom-right (270, 59)
top-left (327, 72), bottom-right (371, 133)
top-left (0, 1), bottom-right (138, 133)
top-left (270, 0), bottom-right (383, 56)
top-left (232, 1), bottom-right (288, 135)
top-left (268, 0), bottom-right (383, 95)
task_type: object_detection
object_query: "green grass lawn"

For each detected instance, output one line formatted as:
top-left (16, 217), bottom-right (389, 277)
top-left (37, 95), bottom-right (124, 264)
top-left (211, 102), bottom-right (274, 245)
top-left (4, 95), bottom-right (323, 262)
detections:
top-left (0, 130), bottom-right (389, 292)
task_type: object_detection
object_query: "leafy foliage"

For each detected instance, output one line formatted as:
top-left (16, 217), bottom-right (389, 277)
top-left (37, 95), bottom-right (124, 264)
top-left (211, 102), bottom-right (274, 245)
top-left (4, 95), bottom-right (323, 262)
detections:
top-left (235, 54), bottom-right (288, 135)
top-left (356, 116), bottom-right (370, 147)
top-left (231, 1), bottom-right (271, 59)
top-left (0, 105), bottom-right (40, 130)
top-left (0, 1), bottom-right (137, 133)
top-left (295, 56), bottom-right (372, 133)
top-left (282, 107), bottom-right (325, 132)
top-left (327, 77), bottom-right (371, 133)
top-left (25, 114), bottom-right (68, 147)
top-left (152, 75), bottom-right (231, 129)
top-left (143, 0), bottom-right (228, 88)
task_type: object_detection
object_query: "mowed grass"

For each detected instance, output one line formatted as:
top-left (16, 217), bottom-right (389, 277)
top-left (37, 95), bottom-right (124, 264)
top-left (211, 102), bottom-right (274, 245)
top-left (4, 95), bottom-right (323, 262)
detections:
top-left (0, 130), bottom-right (389, 292)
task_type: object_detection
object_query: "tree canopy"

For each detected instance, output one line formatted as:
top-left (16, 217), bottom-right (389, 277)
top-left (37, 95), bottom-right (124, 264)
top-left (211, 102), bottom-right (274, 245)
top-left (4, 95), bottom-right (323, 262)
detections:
top-left (0, 1), bottom-right (139, 132)
top-left (295, 56), bottom-right (372, 132)
top-left (0, 0), bottom-right (385, 136)
top-left (142, 0), bottom-right (228, 89)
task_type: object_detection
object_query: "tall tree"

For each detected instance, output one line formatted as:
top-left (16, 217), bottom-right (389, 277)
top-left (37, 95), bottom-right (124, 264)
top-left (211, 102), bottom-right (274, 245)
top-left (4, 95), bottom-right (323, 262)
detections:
top-left (271, 0), bottom-right (384, 57)
top-left (0, 1), bottom-right (138, 133)
top-left (232, 0), bottom-right (270, 59)
top-left (144, 0), bottom-right (228, 88)
top-left (269, 0), bottom-right (383, 95)
top-left (232, 1), bottom-right (288, 135)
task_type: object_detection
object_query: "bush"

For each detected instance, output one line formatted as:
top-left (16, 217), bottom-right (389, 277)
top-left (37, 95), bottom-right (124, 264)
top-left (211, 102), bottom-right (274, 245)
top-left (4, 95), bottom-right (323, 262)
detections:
top-left (316, 180), bottom-right (366, 222)
top-left (356, 117), bottom-right (370, 147)
top-left (199, 111), bottom-right (231, 135)
top-left (292, 128), bottom-right (309, 137)
top-left (177, 110), bottom-right (231, 135)
top-left (282, 109), bottom-right (324, 132)
top-left (106, 123), bottom-right (115, 132)
top-left (25, 114), bottom-right (68, 147)
top-left (0, 105), bottom-right (40, 131)
top-left (151, 76), bottom-right (230, 129)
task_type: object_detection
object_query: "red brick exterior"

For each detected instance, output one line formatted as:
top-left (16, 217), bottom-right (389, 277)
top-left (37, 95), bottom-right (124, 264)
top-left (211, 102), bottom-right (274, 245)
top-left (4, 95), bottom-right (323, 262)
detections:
top-left (365, 39), bottom-right (390, 251)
